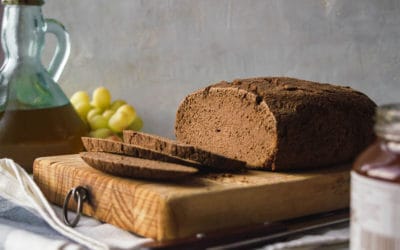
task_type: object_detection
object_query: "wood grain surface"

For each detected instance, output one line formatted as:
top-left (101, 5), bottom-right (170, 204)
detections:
top-left (33, 154), bottom-right (350, 241)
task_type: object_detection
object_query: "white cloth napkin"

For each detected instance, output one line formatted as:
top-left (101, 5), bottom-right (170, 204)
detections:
top-left (0, 158), bottom-right (153, 250)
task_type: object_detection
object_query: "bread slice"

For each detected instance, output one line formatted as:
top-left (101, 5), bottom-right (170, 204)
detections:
top-left (122, 130), bottom-right (246, 171)
top-left (80, 152), bottom-right (198, 180)
top-left (81, 137), bottom-right (202, 169)
top-left (175, 77), bottom-right (377, 170)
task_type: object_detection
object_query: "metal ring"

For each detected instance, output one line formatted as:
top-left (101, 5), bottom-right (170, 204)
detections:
top-left (63, 186), bottom-right (88, 227)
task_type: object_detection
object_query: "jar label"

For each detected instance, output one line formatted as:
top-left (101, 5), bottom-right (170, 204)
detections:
top-left (350, 171), bottom-right (400, 250)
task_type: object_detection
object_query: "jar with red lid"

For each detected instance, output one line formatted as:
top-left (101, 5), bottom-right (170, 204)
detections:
top-left (351, 103), bottom-right (400, 250)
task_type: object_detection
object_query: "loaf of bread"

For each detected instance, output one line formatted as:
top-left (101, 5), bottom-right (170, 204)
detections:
top-left (175, 77), bottom-right (376, 170)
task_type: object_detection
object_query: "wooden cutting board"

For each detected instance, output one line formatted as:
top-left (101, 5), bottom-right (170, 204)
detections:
top-left (33, 154), bottom-right (350, 241)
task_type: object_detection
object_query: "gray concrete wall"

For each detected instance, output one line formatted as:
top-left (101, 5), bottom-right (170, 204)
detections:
top-left (42, 0), bottom-right (400, 138)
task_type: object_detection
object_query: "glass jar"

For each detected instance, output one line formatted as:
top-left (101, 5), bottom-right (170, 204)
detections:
top-left (0, 0), bottom-right (88, 172)
top-left (351, 103), bottom-right (400, 250)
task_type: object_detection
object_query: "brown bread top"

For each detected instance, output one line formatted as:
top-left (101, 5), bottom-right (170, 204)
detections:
top-left (80, 152), bottom-right (198, 180)
top-left (81, 137), bottom-right (202, 169)
top-left (123, 130), bottom-right (246, 171)
top-left (175, 77), bottom-right (377, 170)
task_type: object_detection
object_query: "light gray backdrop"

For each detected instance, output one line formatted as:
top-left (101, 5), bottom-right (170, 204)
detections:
top-left (43, 0), bottom-right (400, 138)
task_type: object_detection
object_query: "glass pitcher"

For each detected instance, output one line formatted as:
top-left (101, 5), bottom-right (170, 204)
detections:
top-left (0, 0), bottom-right (88, 172)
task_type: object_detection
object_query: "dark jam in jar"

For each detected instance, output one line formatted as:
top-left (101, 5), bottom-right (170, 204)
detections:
top-left (351, 104), bottom-right (400, 250)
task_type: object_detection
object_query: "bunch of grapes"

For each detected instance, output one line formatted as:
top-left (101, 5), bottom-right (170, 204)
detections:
top-left (70, 87), bottom-right (143, 138)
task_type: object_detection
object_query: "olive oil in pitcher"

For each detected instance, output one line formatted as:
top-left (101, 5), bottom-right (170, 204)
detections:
top-left (0, 0), bottom-right (88, 172)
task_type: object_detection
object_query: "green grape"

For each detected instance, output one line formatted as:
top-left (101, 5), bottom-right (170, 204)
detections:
top-left (89, 128), bottom-right (114, 138)
top-left (102, 109), bottom-right (115, 121)
top-left (87, 107), bottom-right (102, 120)
top-left (74, 102), bottom-right (91, 122)
top-left (127, 115), bottom-right (143, 131)
top-left (91, 87), bottom-right (111, 109)
top-left (108, 111), bottom-right (134, 132)
top-left (70, 91), bottom-right (90, 105)
top-left (110, 99), bottom-right (126, 111)
top-left (72, 86), bottom-right (142, 138)
top-left (116, 104), bottom-right (136, 117)
top-left (88, 114), bottom-right (108, 130)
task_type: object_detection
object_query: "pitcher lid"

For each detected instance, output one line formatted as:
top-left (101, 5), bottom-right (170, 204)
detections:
top-left (2, 0), bottom-right (44, 5)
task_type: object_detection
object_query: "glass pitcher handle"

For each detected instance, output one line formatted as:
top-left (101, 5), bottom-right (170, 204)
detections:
top-left (44, 19), bottom-right (71, 82)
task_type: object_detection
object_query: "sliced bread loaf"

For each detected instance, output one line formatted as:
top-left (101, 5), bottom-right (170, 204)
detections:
top-left (81, 137), bottom-right (202, 168)
top-left (122, 130), bottom-right (246, 171)
top-left (175, 77), bottom-right (376, 170)
top-left (80, 152), bottom-right (198, 180)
